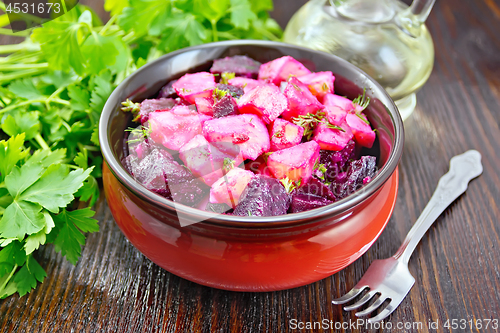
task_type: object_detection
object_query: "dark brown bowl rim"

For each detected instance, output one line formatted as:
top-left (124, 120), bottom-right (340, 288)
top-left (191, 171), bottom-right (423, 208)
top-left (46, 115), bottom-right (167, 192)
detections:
top-left (99, 40), bottom-right (404, 227)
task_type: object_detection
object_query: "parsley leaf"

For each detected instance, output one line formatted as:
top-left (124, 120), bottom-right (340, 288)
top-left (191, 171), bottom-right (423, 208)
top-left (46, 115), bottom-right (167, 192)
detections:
top-left (230, 0), bottom-right (257, 30)
top-left (1, 111), bottom-right (40, 140)
top-left (89, 71), bottom-right (113, 112)
top-left (250, 0), bottom-right (274, 12)
top-left (24, 212), bottom-right (54, 255)
top-left (31, 20), bottom-right (87, 75)
top-left (0, 241), bottom-right (26, 276)
top-left (53, 208), bottom-right (98, 264)
top-left (0, 134), bottom-right (29, 183)
top-left (104, 0), bottom-right (129, 16)
top-left (40, 71), bottom-right (77, 88)
top-left (90, 127), bottom-right (100, 147)
top-left (12, 255), bottom-right (46, 297)
top-left (0, 200), bottom-right (45, 240)
top-left (8, 80), bottom-right (45, 100)
top-left (67, 84), bottom-right (90, 111)
top-left (81, 33), bottom-right (120, 74)
top-left (118, 0), bottom-right (170, 36)
top-left (4, 148), bottom-right (66, 198)
top-left (19, 164), bottom-right (93, 214)
top-left (162, 12), bottom-right (207, 48)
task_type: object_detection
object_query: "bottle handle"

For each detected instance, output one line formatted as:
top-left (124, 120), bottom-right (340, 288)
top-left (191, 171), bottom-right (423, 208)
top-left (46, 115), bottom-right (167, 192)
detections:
top-left (395, 0), bottom-right (436, 37)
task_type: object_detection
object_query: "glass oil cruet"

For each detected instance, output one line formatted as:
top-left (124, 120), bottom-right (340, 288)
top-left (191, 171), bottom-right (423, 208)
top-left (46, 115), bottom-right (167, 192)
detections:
top-left (283, 0), bottom-right (436, 120)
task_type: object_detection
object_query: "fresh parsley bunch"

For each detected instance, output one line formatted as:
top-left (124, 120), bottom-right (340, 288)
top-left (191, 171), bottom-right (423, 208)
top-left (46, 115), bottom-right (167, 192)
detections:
top-left (0, 0), bottom-right (282, 298)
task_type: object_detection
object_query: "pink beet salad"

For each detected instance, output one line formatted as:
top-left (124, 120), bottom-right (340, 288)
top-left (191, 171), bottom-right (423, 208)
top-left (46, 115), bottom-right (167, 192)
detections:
top-left (121, 55), bottom-right (378, 217)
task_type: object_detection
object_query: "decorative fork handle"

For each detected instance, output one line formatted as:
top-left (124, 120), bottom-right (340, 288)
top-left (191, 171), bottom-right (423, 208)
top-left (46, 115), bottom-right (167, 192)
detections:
top-left (393, 150), bottom-right (483, 264)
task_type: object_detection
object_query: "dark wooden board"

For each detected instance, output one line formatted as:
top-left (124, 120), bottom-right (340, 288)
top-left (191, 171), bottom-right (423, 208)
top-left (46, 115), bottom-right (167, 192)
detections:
top-left (1, 0), bottom-right (500, 332)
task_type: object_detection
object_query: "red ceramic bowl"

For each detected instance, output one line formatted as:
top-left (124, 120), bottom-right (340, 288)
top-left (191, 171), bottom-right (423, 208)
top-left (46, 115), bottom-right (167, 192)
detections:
top-left (99, 40), bottom-right (404, 292)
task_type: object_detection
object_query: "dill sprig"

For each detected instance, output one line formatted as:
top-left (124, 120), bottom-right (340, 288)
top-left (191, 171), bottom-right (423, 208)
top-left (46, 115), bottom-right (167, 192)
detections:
top-left (292, 111), bottom-right (345, 140)
top-left (279, 177), bottom-right (301, 193)
top-left (221, 72), bottom-right (236, 84)
top-left (292, 111), bottom-right (325, 139)
top-left (352, 88), bottom-right (370, 111)
top-left (213, 87), bottom-right (228, 101)
top-left (273, 131), bottom-right (283, 138)
top-left (125, 125), bottom-right (151, 144)
top-left (313, 160), bottom-right (328, 181)
top-left (356, 112), bottom-right (370, 125)
top-left (262, 151), bottom-right (274, 163)
top-left (223, 157), bottom-right (235, 173)
top-left (121, 99), bottom-right (141, 122)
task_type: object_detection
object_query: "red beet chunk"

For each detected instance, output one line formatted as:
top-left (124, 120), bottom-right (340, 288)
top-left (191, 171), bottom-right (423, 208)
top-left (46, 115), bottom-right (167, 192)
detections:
top-left (213, 94), bottom-right (239, 118)
top-left (210, 167), bottom-right (254, 208)
top-left (269, 118), bottom-right (304, 151)
top-left (172, 72), bottom-right (216, 104)
top-left (203, 114), bottom-right (270, 160)
top-left (290, 193), bottom-right (334, 213)
top-left (323, 93), bottom-right (355, 112)
top-left (267, 141), bottom-right (320, 183)
top-left (345, 113), bottom-right (376, 148)
top-left (210, 55), bottom-right (261, 77)
top-left (331, 156), bottom-right (377, 199)
top-left (205, 202), bottom-right (232, 214)
top-left (216, 83), bottom-right (244, 98)
top-left (195, 97), bottom-right (214, 116)
top-left (324, 105), bottom-right (347, 126)
top-left (228, 77), bottom-right (261, 93)
top-left (148, 105), bottom-right (212, 151)
top-left (158, 80), bottom-right (177, 98)
top-left (312, 121), bottom-right (354, 151)
top-left (179, 134), bottom-right (243, 186)
top-left (125, 148), bottom-right (172, 196)
top-left (258, 56), bottom-right (311, 86)
top-left (238, 83), bottom-right (288, 124)
top-left (320, 140), bottom-right (356, 167)
top-left (244, 157), bottom-right (274, 177)
top-left (281, 77), bottom-right (324, 121)
top-left (138, 98), bottom-right (176, 123)
top-left (126, 148), bottom-right (207, 205)
top-left (297, 71), bottom-right (335, 98)
top-left (319, 140), bottom-right (356, 183)
top-left (298, 177), bottom-right (336, 201)
top-left (233, 175), bottom-right (291, 216)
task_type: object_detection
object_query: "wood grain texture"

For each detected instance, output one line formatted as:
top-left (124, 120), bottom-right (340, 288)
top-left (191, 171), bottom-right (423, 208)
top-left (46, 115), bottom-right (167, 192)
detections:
top-left (1, 0), bottom-right (500, 332)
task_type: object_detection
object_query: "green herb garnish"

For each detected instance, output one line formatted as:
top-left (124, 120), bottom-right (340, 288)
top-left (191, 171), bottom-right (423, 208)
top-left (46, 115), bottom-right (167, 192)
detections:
top-left (125, 125), bottom-right (152, 144)
top-left (221, 72), bottom-right (236, 84)
top-left (291, 82), bottom-right (302, 91)
top-left (352, 88), bottom-right (370, 111)
top-left (292, 111), bottom-right (345, 139)
top-left (279, 177), bottom-right (301, 193)
top-left (262, 151), bottom-right (274, 163)
top-left (223, 157), bottom-right (235, 173)
top-left (121, 99), bottom-right (141, 122)
top-left (273, 131), bottom-right (283, 138)
top-left (356, 112), bottom-right (370, 125)
top-left (313, 160), bottom-right (328, 181)
top-left (213, 87), bottom-right (228, 100)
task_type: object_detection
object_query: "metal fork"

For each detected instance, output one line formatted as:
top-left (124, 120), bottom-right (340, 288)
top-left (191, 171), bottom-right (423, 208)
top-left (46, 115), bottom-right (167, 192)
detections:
top-left (332, 150), bottom-right (483, 323)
